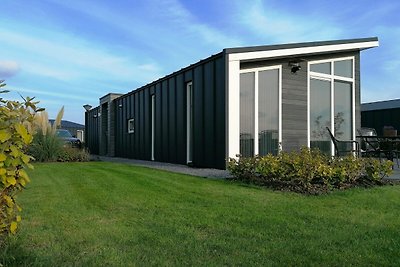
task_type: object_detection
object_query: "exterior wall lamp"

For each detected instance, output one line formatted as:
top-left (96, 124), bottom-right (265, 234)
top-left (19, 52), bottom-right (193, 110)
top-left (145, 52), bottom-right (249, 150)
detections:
top-left (289, 61), bottom-right (301, 73)
top-left (83, 104), bottom-right (92, 112)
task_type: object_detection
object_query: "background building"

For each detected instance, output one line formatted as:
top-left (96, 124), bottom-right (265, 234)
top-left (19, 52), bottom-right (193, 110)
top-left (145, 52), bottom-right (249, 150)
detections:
top-left (361, 99), bottom-right (400, 135)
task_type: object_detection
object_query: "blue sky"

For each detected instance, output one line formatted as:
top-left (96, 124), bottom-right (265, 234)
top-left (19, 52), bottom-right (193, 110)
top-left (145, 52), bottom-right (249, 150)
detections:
top-left (0, 0), bottom-right (399, 124)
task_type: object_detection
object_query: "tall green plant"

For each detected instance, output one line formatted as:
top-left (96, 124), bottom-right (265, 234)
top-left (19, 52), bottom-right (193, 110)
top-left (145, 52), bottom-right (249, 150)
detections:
top-left (0, 80), bottom-right (42, 246)
top-left (29, 107), bottom-right (64, 162)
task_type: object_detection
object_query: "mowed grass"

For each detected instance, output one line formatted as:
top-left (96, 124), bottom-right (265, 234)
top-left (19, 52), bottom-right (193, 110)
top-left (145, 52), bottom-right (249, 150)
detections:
top-left (2, 162), bottom-right (400, 266)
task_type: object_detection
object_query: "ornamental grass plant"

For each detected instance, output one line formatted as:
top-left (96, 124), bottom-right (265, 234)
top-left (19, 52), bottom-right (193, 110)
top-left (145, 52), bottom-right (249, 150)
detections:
top-left (28, 107), bottom-right (64, 162)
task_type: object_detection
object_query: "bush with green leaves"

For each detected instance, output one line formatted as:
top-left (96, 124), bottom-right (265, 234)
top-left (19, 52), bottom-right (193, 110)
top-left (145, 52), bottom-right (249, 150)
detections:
top-left (0, 81), bottom-right (42, 246)
top-left (228, 148), bottom-right (393, 194)
top-left (57, 147), bottom-right (90, 162)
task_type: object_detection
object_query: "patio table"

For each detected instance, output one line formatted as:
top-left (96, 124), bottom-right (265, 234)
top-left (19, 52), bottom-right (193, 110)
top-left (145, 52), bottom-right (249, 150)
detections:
top-left (356, 135), bottom-right (400, 164)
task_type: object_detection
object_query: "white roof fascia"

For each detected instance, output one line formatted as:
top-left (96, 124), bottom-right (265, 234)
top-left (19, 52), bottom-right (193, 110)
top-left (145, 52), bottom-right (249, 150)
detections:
top-left (228, 40), bottom-right (379, 62)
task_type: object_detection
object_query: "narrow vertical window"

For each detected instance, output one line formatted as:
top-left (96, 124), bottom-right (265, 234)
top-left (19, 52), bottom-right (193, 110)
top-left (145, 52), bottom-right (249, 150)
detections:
top-left (240, 72), bottom-right (255, 157)
top-left (240, 66), bottom-right (281, 157)
top-left (258, 69), bottom-right (279, 156)
top-left (151, 95), bottom-right (155, 161)
top-left (186, 82), bottom-right (193, 163)
top-left (310, 78), bottom-right (331, 154)
top-left (128, 118), bottom-right (134, 133)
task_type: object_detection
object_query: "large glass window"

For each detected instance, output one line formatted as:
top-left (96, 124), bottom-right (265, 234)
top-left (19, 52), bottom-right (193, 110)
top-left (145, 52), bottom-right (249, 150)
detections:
top-left (240, 72), bottom-right (255, 157)
top-left (310, 79), bottom-right (331, 153)
top-left (240, 67), bottom-right (280, 157)
top-left (258, 69), bottom-right (279, 156)
top-left (334, 81), bottom-right (352, 139)
top-left (309, 57), bottom-right (354, 155)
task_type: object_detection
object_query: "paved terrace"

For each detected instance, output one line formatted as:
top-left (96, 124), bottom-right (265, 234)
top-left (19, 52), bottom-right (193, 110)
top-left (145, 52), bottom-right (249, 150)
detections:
top-left (93, 156), bottom-right (399, 181)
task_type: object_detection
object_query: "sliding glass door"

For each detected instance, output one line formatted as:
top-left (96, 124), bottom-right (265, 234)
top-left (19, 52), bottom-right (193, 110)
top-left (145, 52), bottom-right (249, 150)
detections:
top-left (240, 66), bottom-right (281, 157)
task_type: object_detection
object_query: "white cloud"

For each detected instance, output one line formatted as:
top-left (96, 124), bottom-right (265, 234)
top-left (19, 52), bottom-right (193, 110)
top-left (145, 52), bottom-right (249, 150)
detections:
top-left (0, 60), bottom-right (20, 78)
top-left (8, 85), bottom-right (93, 102)
top-left (152, 0), bottom-right (242, 47)
top-left (237, 1), bottom-right (343, 44)
top-left (0, 28), bottom-right (163, 84)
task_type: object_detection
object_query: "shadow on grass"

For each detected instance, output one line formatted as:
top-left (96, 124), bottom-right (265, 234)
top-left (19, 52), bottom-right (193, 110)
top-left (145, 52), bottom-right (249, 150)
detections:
top-left (1, 236), bottom-right (37, 266)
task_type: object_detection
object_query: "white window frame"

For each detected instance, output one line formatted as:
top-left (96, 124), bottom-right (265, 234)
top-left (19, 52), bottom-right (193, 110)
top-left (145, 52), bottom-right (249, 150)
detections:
top-left (151, 95), bottom-right (155, 161)
top-left (307, 56), bottom-right (355, 155)
top-left (186, 81), bottom-right (193, 164)
top-left (128, 118), bottom-right (135, 134)
top-left (239, 65), bottom-right (282, 156)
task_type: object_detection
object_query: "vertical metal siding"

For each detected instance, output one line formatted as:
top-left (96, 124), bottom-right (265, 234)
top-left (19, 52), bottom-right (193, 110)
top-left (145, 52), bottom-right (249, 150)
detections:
top-left (155, 83), bottom-right (162, 161)
top-left (193, 65), bottom-right (205, 166)
top-left (109, 53), bottom-right (226, 169)
top-left (215, 56), bottom-right (226, 168)
top-left (203, 61), bottom-right (215, 167)
top-left (362, 108), bottom-right (400, 135)
top-left (168, 77), bottom-right (177, 163)
top-left (175, 74), bottom-right (186, 163)
top-left (85, 107), bottom-right (100, 155)
top-left (161, 80), bottom-right (169, 162)
top-left (144, 89), bottom-right (151, 160)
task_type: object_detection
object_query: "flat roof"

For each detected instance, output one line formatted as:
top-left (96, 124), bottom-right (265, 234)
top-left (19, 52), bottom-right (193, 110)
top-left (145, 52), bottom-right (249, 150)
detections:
top-left (224, 37), bottom-right (378, 54)
top-left (361, 99), bottom-right (400, 111)
top-left (112, 37), bottom-right (379, 101)
top-left (225, 37), bottom-right (378, 62)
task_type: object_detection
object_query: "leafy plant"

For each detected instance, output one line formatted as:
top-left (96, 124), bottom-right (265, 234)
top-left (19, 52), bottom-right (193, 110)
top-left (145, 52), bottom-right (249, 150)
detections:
top-left (0, 80), bottom-right (42, 246)
top-left (228, 148), bottom-right (393, 194)
top-left (57, 147), bottom-right (90, 162)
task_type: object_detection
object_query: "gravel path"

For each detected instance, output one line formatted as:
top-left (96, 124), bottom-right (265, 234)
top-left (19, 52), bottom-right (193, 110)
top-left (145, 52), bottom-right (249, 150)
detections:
top-left (92, 156), bottom-right (233, 179)
top-left (91, 155), bottom-right (400, 181)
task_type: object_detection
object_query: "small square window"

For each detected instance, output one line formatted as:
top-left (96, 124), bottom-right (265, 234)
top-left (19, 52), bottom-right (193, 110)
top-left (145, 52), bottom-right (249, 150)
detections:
top-left (334, 59), bottom-right (353, 78)
top-left (128, 118), bottom-right (134, 133)
top-left (310, 62), bottom-right (331, 74)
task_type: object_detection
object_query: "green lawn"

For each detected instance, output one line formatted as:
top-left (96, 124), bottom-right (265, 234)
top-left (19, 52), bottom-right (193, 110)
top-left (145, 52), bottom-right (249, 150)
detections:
top-left (2, 162), bottom-right (400, 266)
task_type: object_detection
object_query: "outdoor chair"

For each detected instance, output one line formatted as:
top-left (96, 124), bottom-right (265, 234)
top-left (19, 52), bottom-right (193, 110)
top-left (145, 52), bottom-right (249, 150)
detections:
top-left (358, 128), bottom-right (399, 167)
top-left (326, 127), bottom-right (360, 157)
top-left (357, 128), bottom-right (383, 160)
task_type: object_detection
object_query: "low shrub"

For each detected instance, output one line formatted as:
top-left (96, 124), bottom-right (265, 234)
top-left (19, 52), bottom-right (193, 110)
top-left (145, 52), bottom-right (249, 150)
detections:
top-left (228, 148), bottom-right (393, 195)
top-left (57, 147), bottom-right (90, 162)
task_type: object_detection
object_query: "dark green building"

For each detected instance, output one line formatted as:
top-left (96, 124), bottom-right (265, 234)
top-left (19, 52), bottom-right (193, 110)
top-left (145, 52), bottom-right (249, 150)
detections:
top-left (85, 37), bottom-right (379, 169)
